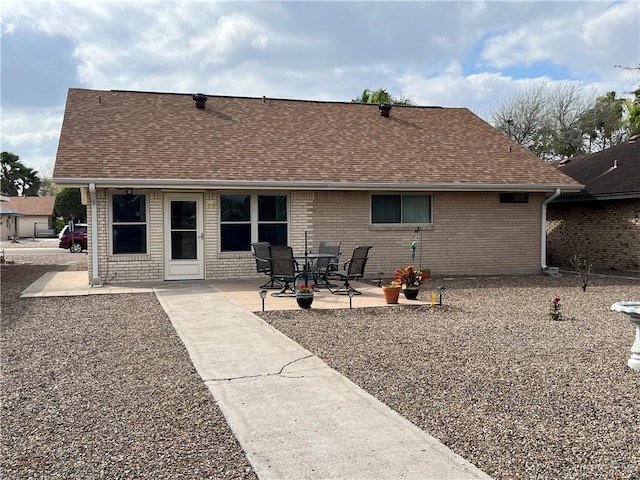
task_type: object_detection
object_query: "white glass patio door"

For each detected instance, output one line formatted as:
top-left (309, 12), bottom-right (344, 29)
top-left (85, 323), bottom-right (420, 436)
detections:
top-left (164, 193), bottom-right (204, 280)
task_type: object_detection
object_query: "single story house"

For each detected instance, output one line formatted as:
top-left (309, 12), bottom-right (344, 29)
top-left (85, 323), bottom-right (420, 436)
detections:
top-left (1, 196), bottom-right (57, 239)
top-left (53, 88), bottom-right (581, 286)
top-left (0, 204), bottom-right (24, 241)
top-left (547, 136), bottom-right (640, 271)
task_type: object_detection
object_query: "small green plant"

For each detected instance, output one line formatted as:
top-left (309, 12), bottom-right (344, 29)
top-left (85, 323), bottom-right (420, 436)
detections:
top-left (547, 296), bottom-right (563, 321)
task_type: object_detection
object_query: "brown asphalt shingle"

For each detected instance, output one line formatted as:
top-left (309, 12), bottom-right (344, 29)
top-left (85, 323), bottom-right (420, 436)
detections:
top-left (4, 196), bottom-right (55, 216)
top-left (54, 89), bottom-right (581, 189)
top-left (554, 136), bottom-right (640, 201)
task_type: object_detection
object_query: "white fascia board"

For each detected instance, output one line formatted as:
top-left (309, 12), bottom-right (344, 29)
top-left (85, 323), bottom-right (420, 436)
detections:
top-left (53, 177), bottom-right (584, 193)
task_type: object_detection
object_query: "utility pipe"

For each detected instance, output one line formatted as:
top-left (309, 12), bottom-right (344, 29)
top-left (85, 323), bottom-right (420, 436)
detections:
top-left (541, 188), bottom-right (561, 271)
top-left (88, 183), bottom-right (103, 286)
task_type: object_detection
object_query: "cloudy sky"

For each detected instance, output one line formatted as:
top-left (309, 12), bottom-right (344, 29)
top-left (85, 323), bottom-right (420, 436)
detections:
top-left (1, 0), bottom-right (639, 176)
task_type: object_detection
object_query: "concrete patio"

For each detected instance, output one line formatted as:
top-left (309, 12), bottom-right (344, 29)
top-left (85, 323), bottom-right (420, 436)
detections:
top-left (21, 271), bottom-right (432, 311)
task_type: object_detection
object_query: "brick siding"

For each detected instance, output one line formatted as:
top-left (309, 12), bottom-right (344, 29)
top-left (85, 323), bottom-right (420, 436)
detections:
top-left (91, 188), bottom-right (546, 284)
top-left (547, 199), bottom-right (640, 271)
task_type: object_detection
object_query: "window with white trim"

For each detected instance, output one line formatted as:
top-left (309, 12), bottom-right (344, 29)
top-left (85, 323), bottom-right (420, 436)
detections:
top-left (371, 194), bottom-right (432, 224)
top-left (220, 194), bottom-right (288, 251)
top-left (111, 194), bottom-right (148, 254)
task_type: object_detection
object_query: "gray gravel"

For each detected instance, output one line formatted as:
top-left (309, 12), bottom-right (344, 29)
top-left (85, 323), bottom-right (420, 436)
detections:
top-left (3, 249), bottom-right (639, 479)
top-left (1, 253), bottom-right (257, 479)
top-left (260, 275), bottom-right (640, 480)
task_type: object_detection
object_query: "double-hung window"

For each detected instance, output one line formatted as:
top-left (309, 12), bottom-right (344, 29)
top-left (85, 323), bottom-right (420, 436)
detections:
top-left (371, 194), bottom-right (432, 224)
top-left (112, 194), bottom-right (148, 254)
top-left (220, 194), bottom-right (288, 251)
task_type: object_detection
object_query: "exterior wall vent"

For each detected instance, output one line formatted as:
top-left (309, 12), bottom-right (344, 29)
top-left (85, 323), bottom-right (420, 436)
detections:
top-left (193, 93), bottom-right (207, 109)
top-left (379, 103), bottom-right (392, 117)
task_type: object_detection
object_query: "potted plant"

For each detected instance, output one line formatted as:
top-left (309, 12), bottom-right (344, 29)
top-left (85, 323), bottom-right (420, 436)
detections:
top-left (296, 285), bottom-right (315, 309)
top-left (394, 265), bottom-right (427, 300)
top-left (381, 281), bottom-right (402, 304)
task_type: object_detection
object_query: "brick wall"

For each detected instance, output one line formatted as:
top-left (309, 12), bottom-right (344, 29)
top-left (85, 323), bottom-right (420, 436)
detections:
top-left (547, 199), bottom-right (640, 271)
top-left (93, 188), bottom-right (546, 284)
top-left (309, 191), bottom-right (543, 278)
top-left (89, 188), bottom-right (164, 284)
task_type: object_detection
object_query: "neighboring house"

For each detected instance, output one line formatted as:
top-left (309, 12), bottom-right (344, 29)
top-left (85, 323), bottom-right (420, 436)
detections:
top-left (2, 196), bottom-right (57, 239)
top-left (547, 136), bottom-right (640, 271)
top-left (0, 204), bottom-right (24, 241)
top-left (53, 88), bottom-right (581, 285)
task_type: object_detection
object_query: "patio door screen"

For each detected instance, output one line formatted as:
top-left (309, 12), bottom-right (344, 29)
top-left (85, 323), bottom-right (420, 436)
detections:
top-left (164, 193), bottom-right (204, 280)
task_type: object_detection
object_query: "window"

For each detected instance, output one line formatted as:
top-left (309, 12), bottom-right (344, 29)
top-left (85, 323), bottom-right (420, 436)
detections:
top-left (220, 194), bottom-right (288, 251)
top-left (112, 194), bottom-right (147, 254)
top-left (500, 193), bottom-right (529, 204)
top-left (258, 195), bottom-right (288, 245)
top-left (371, 194), bottom-right (431, 224)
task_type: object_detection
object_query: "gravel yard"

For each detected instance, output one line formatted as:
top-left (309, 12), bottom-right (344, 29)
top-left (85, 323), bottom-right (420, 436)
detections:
top-left (260, 275), bottom-right (640, 479)
top-left (2, 248), bottom-right (639, 479)
top-left (1, 253), bottom-right (256, 479)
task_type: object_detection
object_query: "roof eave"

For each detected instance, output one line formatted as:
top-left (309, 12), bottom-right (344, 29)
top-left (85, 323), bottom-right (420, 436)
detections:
top-left (53, 177), bottom-right (584, 193)
top-left (553, 191), bottom-right (640, 203)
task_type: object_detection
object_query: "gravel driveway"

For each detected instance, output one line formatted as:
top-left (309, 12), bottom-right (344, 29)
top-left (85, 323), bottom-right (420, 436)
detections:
top-left (2, 248), bottom-right (639, 479)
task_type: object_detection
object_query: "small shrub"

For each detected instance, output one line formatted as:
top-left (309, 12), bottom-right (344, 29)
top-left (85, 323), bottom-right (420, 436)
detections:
top-left (568, 253), bottom-right (594, 292)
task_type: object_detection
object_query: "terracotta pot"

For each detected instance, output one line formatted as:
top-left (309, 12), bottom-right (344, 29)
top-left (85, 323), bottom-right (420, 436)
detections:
top-left (382, 285), bottom-right (401, 304)
top-left (403, 286), bottom-right (420, 300)
top-left (296, 293), bottom-right (314, 309)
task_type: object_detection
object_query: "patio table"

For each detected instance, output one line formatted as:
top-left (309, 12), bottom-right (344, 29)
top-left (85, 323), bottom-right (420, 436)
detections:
top-left (294, 253), bottom-right (336, 288)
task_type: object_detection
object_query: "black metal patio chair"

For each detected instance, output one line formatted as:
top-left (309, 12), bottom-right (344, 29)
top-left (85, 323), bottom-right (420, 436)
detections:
top-left (328, 246), bottom-right (372, 295)
top-left (268, 245), bottom-right (303, 297)
top-left (313, 241), bottom-right (341, 288)
top-left (251, 242), bottom-right (283, 289)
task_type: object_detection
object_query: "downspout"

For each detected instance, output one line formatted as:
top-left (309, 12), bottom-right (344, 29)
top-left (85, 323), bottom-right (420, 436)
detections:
top-left (541, 188), bottom-right (561, 271)
top-left (88, 183), bottom-right (103, 287)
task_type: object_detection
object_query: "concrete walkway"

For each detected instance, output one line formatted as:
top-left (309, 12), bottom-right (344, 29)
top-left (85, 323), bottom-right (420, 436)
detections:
top-left (21, 272), bottom-right (489, 477)
top-left (154, 282), bottom-right (491, 479)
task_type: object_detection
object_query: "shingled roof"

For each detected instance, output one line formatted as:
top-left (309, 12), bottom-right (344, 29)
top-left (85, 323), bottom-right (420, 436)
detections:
top-left (5, 196), bottom-right (55, 216)
top-left (553, 136), bottom-right (640, 202)
top-left (54, 88), bottom-right (581, 192)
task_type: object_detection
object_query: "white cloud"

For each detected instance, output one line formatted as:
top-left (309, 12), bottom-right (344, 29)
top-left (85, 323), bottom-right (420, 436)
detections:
top-left (1, 106), bottom-right (64, 173)
top-left (479, 1), bottom-right (639, 80)
top-left (1, 107), bottom-right (63, 145)
top-left (1, 0), bottom-right (638, 173)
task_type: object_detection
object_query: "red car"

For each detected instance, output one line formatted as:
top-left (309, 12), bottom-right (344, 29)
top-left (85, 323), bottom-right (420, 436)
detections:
top-left (59, 224), bottom-right (87, 253)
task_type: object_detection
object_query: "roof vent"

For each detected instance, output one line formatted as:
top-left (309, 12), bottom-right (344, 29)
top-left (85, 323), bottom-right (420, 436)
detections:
top-left (379, 103), bottom-right (392, 117)
top-left (192, 93), bottom-right (207, 110)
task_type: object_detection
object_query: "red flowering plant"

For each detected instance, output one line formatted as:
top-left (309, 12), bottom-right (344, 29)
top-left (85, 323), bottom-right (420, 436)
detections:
top-left (547, 296), bottom-right (563, 321)
top-left (296, 284), bottom-right (315, 294)
top-left (393, 265), bottom-right (426, 288)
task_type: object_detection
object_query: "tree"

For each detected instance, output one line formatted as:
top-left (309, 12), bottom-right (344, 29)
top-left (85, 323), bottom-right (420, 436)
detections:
top-left (1, 151), bottom-right (42, 196)
top-left (579, 91), bottom-right (626, 150)
top-left (38, 160), bottom-right (59, 197)
top-left (490, 82), bottom-right (632, 160)
top-left (54, 188), bottom-right (86, 222)
top-left (622, 87), bottom-right (640, 137)
top-left (490, 83), bottom-right (551, 156)
top-left (546, 82), bottom-right (591, 158)
top-left (351, 88), bottom-right (415, 105)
